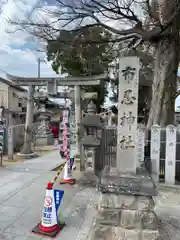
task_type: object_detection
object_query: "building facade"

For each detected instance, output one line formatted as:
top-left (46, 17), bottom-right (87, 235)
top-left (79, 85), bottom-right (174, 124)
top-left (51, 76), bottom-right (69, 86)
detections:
top-left (0, 78), bottom-right (27, 126)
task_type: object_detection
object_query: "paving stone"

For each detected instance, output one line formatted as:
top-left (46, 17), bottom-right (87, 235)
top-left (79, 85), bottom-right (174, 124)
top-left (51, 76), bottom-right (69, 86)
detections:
top-left (155, 190), bottom-right (180, 207)
top-left (0, 175), bottom-right (40, 204)
top-left (75, 194), bottom-right (99, 240)
top-left (0, 172), bottom-right (25, 187)
top-left (1, 190), bottom-right (45, 208)
top-left (141, 230), bottom-right (159, 240)
top-left (0, 234), bottom-right (41, 240)
top-left (62, 191), bottom-right (96, 218)
top-left (4, 212), bottom-right (40, 236)
top-left (0, 205), bottom-right (31, 218)
top-left (112, 227), bottom-right (140, 240)
top-left (140, 211), bottom-right (157, 230)
top-left (88, 223), bottom-right (141, 240)
top-left (63, 205), bottom-right (87, 227)
top-left (1, 197), bottom-right (38, 208)
top-left (0, 215), bottom-right (19, 233)
top-left (0, 233), bottom-right (16, 240)
top-left (137, 196), bottom-right (155, 211)
top-left (75, 187), bottom-right (96, 199)
top-left (97, 209), bottom-right (120, 226)
top-left (99, 193), bottom-right (137, 210)
top-left (56, 226), bottom-right (81, 240)
top-left (87, 222), bottom-right (113, 240)
top-left (120, 210), bottom-right (141, 229)
top-left (56, 194), bottom-right (97, 240)
top-left (26, 235), bottom-right (45, 240)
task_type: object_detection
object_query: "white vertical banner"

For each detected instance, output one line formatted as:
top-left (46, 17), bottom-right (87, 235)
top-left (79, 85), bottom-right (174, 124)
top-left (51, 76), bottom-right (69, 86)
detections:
top-left (165, 125), bottom-right (176, 185)
top-left (136, 125), bottom-right (145, 168)
top-left (151, 125), bottom-right (161, 180)
top-left (8, 126), bottom-right (14, 160)
top-left (108, 111), bottom-right (112, 126)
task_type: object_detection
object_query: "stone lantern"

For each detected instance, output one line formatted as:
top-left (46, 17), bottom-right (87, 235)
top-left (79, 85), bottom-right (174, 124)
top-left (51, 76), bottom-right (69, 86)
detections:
top-left (79, 101), bottom-right (102, 186)
top-left (34, 92), bottom-right (53, 146)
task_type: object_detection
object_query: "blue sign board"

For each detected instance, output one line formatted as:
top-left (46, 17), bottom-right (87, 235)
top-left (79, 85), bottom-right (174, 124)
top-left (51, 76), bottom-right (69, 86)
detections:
top-left (54, 189), bottom-right (64, 217)
top-left (70, 157), bottom-right (74, 170)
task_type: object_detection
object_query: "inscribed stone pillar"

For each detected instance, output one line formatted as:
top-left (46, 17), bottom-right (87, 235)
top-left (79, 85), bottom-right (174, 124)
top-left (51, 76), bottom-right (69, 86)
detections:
top-left (117, 57), bottom-right (140, 173)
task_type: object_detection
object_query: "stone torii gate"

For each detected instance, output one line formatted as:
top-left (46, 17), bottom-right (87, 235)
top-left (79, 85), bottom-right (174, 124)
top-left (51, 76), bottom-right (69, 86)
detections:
top-left (6, 73), bottom-right (107, 157)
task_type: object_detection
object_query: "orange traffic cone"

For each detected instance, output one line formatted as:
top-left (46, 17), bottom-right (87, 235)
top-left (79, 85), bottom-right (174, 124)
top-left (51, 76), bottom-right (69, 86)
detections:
top-left (60, 157), bottom-right (76, 185)
top-left (32, 182), bottom-right (65, 237)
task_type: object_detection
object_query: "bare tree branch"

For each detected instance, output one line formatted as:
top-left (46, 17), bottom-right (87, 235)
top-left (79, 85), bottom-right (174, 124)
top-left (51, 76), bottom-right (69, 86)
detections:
top-left (8, 0), bottom-right (180, 46)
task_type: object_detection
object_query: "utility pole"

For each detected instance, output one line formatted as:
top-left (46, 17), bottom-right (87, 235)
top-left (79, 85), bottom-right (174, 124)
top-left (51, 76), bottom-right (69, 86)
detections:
top-left (37, 58), bottom-right (41, 92)
top-left (38, 58), bottom-right (41, 78)
top-left (37, 58), bottom-right (46, 92)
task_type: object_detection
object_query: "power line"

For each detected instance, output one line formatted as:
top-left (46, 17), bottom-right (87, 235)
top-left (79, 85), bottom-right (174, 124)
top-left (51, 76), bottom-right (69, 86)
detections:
top-left (0, 68), bottom-right (8, 75)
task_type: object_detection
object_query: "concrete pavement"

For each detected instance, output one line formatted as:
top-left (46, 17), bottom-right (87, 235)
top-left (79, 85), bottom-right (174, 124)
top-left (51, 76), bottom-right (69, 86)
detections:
top-left (0, 150), bottom-right (98, 240)
top-left (153, 185), bottom-right (180, 240)
top-left (1, 149), bottom-right (180, 239)
top-left (5, 150), bottom-right (65, 173)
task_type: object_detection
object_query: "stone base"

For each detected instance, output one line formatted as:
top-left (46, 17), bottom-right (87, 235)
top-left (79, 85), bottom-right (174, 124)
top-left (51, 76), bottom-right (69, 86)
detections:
top-left (98, 166), bottom-right (157, 196)
top-left (88, 166), bottom-right (160, 240)
top-left (78, 170), bottom-right (98, 187)
top-left (17, 152), bottom-right (38, 159)
top-left (36, 134), bottom-right (53, 146)
top-left (88, 223), bottom-right (159, 240)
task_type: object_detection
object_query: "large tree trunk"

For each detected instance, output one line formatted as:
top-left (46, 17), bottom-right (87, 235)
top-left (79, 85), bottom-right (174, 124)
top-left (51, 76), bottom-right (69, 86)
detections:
top-left (21, 85), bottom-right (35, 154)
top-left (147, 38), bottom-right (180, 128)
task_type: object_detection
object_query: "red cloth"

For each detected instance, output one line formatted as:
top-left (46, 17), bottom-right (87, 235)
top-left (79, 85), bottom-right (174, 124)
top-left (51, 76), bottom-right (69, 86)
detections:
top-left (50, 125), bottom-right (59, 138)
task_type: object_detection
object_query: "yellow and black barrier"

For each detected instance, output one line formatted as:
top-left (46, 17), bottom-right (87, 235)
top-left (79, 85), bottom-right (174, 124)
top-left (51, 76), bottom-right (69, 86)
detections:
top-left (51, 162), bottom-right (66, 185)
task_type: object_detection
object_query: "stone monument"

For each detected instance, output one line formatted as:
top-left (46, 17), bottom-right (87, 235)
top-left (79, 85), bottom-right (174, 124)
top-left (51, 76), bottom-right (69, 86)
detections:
top-left (88, 57), bottom-right (159, 239)
top-left (34, 93), bottom-right (53, 146)
top-left (117, 58), bottom-right (140, 172)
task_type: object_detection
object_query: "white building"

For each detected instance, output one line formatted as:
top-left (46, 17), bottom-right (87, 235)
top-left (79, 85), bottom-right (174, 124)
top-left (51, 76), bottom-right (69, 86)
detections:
top-left (0, 78), bottom-right (27, 126)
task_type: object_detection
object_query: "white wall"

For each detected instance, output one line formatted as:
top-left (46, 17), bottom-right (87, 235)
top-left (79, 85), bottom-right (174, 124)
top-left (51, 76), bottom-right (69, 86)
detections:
top-left (0, 82), bottom-right (8, 108)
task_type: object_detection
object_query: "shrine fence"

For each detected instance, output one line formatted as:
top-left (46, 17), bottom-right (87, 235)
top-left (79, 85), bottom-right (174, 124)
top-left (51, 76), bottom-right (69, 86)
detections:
top-left (138, 124), bottom-right (180, 185)
top-left (94, 124), bottom-right (180, 185)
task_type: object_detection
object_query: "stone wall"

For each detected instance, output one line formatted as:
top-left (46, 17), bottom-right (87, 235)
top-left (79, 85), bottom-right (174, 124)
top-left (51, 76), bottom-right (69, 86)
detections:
top-left (87, 167), bottom-right (160, 240)
top-left (93, 194), bottom-right (159, 239)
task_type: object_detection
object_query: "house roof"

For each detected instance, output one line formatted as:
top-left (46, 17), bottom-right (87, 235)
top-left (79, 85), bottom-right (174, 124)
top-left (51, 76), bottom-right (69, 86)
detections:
top-left (0, 78), bottom-right (27, 92)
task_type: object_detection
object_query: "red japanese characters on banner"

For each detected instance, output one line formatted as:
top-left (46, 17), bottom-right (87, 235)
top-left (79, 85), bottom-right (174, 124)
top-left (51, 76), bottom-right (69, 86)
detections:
top-left (62, 109), bottom-right (70, 159)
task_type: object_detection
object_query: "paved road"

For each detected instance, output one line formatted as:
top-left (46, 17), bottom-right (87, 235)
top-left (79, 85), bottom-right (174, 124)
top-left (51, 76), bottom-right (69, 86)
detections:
top-left (1, 149), bottom-right (180, 240)
top-left (154, 185), bottom-right (180, 240)
top-left (0, 150), bottom-right (98, 240)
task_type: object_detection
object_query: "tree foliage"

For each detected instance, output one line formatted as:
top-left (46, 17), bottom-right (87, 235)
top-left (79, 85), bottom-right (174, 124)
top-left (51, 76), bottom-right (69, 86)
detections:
top-left (47, 26), bottom-right (113, 76)
top-left (46, 26), bottom-right (114, 111)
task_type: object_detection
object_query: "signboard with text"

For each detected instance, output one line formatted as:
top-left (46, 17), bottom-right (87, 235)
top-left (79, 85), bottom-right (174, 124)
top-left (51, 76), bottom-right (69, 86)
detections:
top-left (0, 124), bottom-right (5, 154)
